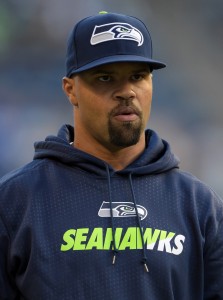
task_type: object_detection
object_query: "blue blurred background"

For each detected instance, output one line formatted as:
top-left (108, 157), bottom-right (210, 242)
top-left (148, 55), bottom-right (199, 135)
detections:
top-left (0, 0), bottom-right (223, 197)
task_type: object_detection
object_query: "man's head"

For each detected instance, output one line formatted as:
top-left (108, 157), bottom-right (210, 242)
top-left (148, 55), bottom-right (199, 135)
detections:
top-left (63, 12), bottom-right (165, 158)
top-left (65, 12), bottom-right (166, 77)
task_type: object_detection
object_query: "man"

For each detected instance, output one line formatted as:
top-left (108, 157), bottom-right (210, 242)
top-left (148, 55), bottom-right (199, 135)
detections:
top-left (0, 12), bottom-right (222, 299)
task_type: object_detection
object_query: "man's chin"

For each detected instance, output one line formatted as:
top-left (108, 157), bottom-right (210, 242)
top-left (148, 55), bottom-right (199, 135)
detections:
top-left (108, 122), bottom-right (143, 147)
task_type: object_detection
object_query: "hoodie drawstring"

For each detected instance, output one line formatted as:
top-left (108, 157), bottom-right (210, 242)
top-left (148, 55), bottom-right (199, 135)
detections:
top-left (105, 165), bottom-right (149, 272)
top-left (105, 165), bottom-right (119, 265)
top-left (128, 173), bottom-right (149, 272)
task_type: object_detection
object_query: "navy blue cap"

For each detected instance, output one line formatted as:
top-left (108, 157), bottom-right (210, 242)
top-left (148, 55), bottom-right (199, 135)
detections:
top-left (66, 12), bottom-right (166, 77)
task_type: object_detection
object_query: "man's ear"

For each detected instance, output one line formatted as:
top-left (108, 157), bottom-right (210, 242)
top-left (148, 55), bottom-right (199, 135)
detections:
top-left (62, 77), bottom-right (78, 107)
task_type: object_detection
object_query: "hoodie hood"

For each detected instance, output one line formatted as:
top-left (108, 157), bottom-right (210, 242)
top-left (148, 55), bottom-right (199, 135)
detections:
top-left (34, 124), bottom-right (179, 175)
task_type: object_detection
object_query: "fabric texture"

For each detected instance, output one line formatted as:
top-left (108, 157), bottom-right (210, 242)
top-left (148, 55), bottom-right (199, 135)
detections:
top-left (0, 124), bottom-right (223, 299)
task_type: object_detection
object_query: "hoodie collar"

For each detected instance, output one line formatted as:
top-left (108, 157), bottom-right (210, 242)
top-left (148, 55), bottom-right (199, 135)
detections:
top-left (34, 124), bottom-right (179, 176)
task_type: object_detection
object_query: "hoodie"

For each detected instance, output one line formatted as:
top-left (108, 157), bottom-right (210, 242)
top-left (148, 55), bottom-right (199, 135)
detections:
top-left (0, 124), bottom-right (222, 300)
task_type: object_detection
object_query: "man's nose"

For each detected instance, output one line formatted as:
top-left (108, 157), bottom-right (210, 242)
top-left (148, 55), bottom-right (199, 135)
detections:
top-left (113, 82), bottom-right (136, 101)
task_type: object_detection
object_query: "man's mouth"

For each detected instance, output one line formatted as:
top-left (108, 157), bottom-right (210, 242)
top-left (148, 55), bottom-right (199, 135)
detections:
top-left (112, 106), bottom-right (139, 122)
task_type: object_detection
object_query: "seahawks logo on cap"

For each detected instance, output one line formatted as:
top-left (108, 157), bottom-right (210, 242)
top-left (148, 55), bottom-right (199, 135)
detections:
top-left (90, 22), bottom-right (144, 46)
top-left (98, 201), bottom-right (147, 220)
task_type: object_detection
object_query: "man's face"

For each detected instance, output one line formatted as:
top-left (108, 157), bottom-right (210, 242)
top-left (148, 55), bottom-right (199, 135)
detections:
top-left (64, 62), bottom-right (153, 152)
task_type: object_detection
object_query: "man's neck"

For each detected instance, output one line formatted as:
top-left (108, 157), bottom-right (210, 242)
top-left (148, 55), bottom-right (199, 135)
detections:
top-left (73, 134), bottom-right (146, 171)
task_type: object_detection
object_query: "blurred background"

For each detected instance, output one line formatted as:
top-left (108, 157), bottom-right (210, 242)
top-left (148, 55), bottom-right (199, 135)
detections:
top-left (0, 0), bottom-right (223, 197)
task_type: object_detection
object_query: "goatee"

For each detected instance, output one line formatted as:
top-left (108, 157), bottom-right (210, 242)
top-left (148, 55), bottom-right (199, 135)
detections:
top-left (108, 107), bottom-right (143, 147)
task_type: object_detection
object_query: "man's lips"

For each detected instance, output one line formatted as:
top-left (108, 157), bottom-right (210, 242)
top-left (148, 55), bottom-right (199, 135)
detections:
top-left (112, 106), bottom-right (140, 122)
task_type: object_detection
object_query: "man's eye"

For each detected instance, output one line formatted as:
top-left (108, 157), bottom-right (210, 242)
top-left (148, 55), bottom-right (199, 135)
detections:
top-left (132, 74), bottom-right (143, 81)
top-left (98, 76), bottom-right (111, 82)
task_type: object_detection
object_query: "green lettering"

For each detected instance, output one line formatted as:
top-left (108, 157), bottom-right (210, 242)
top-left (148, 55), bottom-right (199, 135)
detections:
top-left (60, 229), bottom-right (76, 251)
top-left (119, 227), bottom-right (137, 250)
top-left (136, 227), bottom-right (143, 249)
top-left (73, 228), bottom-right (89, 250)
top-left (103, 228), bottom-right (123, 250)
top-left (86, 228), bottom-right (103, 250)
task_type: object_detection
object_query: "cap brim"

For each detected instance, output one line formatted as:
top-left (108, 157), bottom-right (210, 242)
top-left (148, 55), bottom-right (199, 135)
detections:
top-left (67, 55), bottom-right (166, 77)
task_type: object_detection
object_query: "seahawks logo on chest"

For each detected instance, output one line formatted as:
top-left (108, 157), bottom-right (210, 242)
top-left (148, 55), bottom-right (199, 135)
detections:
top-left (98, 201), bottom-right (148, 220)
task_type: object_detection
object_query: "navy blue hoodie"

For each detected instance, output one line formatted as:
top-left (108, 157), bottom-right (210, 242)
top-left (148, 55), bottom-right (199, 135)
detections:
top-left (0, 124), bottom-right (223, 299)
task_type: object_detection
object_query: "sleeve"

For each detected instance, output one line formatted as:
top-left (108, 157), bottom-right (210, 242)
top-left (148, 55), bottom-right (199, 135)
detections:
top-left (204, 216), bottom-right (223, 300)
top-left (0, 216), bottom-right (19, 299)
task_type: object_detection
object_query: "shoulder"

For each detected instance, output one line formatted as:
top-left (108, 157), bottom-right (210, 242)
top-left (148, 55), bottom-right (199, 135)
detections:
top-left (173, 168), bottom-right (221, 196)
top-left (171, 169), bottom-right (223, 250)
top-left (176, 169), bottom-right (223, 226)
top-left (0, 159), bottom-right (45, 190)
top-left (169, 168), bottom-right (223, 215)
top-left (0, 159), bottom-right (55, 231)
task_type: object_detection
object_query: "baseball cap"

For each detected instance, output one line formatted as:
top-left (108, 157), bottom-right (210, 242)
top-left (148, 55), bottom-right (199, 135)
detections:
top-left (65, 12), bottom-right (166, 77)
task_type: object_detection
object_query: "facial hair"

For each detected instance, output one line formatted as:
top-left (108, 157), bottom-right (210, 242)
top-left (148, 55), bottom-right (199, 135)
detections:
top-left (108, 105), bottom-right (143, 147)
